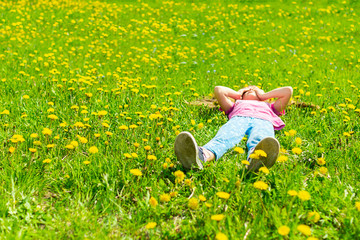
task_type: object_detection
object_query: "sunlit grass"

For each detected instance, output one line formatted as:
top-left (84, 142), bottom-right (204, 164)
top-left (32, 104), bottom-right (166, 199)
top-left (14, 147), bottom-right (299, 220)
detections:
top-left (0, 0), bottom-right (360, 239)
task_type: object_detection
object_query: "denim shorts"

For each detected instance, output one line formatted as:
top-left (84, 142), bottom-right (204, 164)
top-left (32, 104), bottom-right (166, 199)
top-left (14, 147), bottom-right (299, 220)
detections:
top-left (202, 116), bottom-right (275, 160)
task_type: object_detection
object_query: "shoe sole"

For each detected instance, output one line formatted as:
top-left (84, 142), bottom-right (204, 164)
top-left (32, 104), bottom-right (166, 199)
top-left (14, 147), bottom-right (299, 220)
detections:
top-left (247, 137), bottom-right (280, 172)
top-left (174, 131), bottom-right (203, 170)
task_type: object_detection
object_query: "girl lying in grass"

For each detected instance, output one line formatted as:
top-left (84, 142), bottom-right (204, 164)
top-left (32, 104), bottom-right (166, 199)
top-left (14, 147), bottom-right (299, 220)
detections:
top-left (174, 85), bottom-right (293, 171)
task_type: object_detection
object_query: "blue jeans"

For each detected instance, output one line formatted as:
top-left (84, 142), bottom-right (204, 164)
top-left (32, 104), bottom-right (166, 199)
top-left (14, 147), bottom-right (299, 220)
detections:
top-left (203, 116), bottom-right (275, 160)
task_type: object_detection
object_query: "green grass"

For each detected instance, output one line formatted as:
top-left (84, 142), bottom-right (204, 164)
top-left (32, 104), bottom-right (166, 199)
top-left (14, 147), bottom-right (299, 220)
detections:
top-left (1, 0), bottom-right (360, 239)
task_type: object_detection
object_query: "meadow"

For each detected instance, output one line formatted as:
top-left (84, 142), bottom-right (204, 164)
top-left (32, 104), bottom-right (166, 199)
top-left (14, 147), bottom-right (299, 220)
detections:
top-left (0, 0), bottom-right (360, 239)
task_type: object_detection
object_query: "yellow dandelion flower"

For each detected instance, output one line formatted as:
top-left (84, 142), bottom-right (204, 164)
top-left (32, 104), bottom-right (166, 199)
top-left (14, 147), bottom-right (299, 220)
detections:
top-left (292, 147), bottom-right (302, 155)
top-left (70, 141), bottom-right (79, 147)
top-left (256, 165), bottom-right (269, 173)
top-left (307, 211), bottom-right (320, 223)
top-left (215, 232), bottom-right (228, 240)
top-left (43, 159), bottom-right (51, 163)
top-left (42, 128), bottom-right (52, 136)
top-left (216, 192), bottom-right (230, 199)
top-left (77, 136), bottom-right (88, 143)
top-left (211, 214), bottom-right (225, 221)
top-left (343, 132), bottom-right (351, 137)
top-left (347, 104), bottom-right (355, 109)
top-left (297, 224), bottom-right (311, 236)
top-left (174, 170), bottom-right (185, 183)
top-left (144, 145), bottom-right (151, 150)
top-left (83, 161), bottom-right (91, 165)
top-left (131, 153), bottom-right (138, 158)
top-left (48, 114), bottom-right (58, 120)
top-left (130, 169), bottom-right (142, 176)
top-left (278, 225), bottom-right (290, 236)
top-left (88, 146), bottom-right (99, 154)
top-left (183, 179), bottom-right (192, 187)
top-left (277, 155), bottom-right (288, 162)
top-left (160, 194), bottom-right (171, 202)
top-left (30, 133), bottom-right (39, 138)
top-left (170, 191), bottom-right (178, 197)
top-left (145, 222), bottom-right (156, 229)
top-left (280, 148), bottom-right (287, 154)
top-left (316, 158), bottom-right (326, 165)
top-left (355, 202), bottom-right (360, 211)
top-left (295, 137), bottom-right (302, 145)
top-left (98, 110), bottom-right (108, 116)
top-left (241, 160), bottom-right (250, 165)
top-left (119, 125), bottom-right (128, 130)
top-left (11, 134), bottom-right (25, 143)
top-left (288, 129), bottom-right (297, 136)
top-left (298, 190), bottom-right (311, 201)
top-left (234, 147), bottom-right (244, 154)
top-left (255, 150), bottom-right (267, 157)
top-left (253, 181), bottom-right (269, 190)
top-left (319, 167), bottom-right (328, 175)
top-left (9, 147), bottom-right (15, 153)
top-left (307, 237), bottom-right (319, 240)
top-left (197, 123), bottom-right (204, 129)
top-left (65, 144), bottom-right (75, 150)
top-left (147, 155), bottom-right (157, 160)
top-left (199, 195), bottom-right (207, 202)
top-left (74, 122), bottom-right (84, 128)
top-left (163, 163), bottom-right (168, 169)
top-left (29, 148), bottom-right (37, 153)
top-left (0, 109), bottom-right (10, 115)
top-left (23, 95), bottom-right (30, 99)
top-left (149, 197), bottom-right (158, 207)
top-left (188, 198), bottom-right (199, 210)
top-left (288, 190), bottom-right (298, 196)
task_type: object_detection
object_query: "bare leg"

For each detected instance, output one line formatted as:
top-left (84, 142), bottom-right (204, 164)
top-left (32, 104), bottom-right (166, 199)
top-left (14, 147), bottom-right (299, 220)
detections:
top-left (202, 148), bottom-right (215, 162)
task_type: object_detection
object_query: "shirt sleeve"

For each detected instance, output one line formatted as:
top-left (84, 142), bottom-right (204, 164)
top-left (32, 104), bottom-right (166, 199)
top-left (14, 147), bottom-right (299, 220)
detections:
top-left (270, 103), bottom-right (285, 116)
top-left (219, 103), bottom-right (235, 116)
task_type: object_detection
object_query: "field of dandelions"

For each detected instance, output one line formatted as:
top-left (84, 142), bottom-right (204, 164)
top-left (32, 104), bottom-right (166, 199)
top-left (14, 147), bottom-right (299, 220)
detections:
top-left (1, 0), bottom-right (360, 239)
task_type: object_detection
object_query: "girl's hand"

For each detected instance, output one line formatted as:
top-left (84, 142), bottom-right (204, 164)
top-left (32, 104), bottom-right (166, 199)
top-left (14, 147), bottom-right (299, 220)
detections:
top-left (252, 87), bottom-right (265, 100)
top-left (237, 87), bottom-right (251, 100)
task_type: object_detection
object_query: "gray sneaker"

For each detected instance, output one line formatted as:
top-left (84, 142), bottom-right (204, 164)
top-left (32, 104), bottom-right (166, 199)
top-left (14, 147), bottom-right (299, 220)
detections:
top-left (174, 131), bottom-right (204, 169)
top-left (247, 137), bottom-right (280, 172)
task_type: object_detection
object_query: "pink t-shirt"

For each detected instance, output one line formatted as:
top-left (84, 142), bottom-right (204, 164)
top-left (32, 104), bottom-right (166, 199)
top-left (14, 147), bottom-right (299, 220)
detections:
top-left (222, 100), bottom-right (285, 130)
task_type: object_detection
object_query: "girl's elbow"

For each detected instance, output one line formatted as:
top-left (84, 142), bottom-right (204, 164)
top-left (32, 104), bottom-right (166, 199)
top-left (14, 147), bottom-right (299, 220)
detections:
top-left (214, 86), bottom-right (222, 94)
top-left (287, 86), bottom-right (293, 96)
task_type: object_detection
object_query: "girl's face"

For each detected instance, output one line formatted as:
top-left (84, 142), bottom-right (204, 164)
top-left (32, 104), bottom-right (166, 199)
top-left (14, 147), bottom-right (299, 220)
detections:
top-left (242, 89), bottom-right (259, 100)
top-left (241, 87), bottom-right (265, 101)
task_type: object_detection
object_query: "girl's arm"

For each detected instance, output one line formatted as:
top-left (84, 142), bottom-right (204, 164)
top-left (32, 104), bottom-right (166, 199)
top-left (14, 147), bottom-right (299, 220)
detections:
top-left (255, 86), bottom-right (293, 113)
top-left (214, 86), bottom-right (245, 112)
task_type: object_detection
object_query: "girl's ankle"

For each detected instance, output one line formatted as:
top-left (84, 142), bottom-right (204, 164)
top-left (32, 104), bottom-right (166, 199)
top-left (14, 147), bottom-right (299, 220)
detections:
top-left (200, 147), bottom-right (215, 162)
